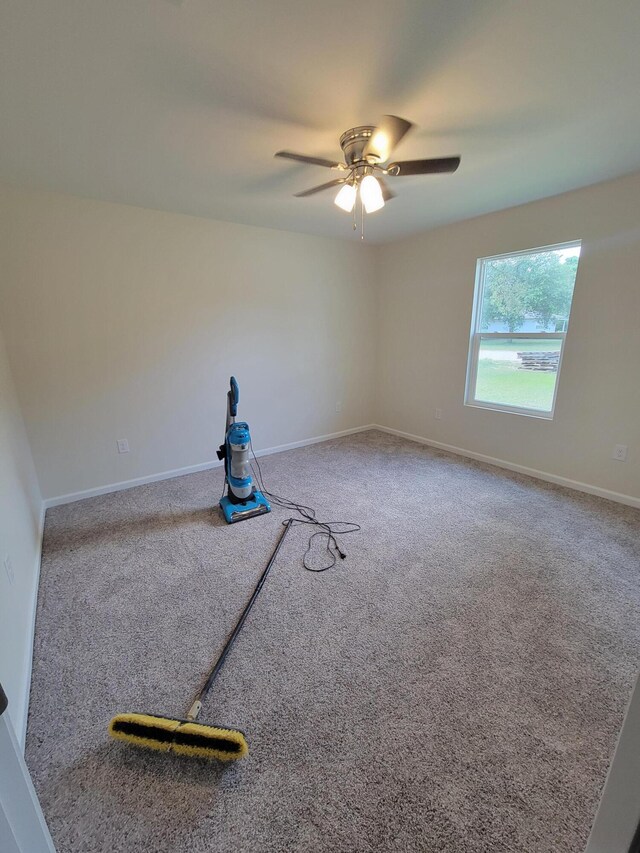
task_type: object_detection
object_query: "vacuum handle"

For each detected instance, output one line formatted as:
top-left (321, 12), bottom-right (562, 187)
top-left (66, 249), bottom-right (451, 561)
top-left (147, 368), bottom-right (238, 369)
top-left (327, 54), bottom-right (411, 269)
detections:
top-left (191, 519), bottom-right (293, 717)
top-left (229, 376), bottom-right (239, 418)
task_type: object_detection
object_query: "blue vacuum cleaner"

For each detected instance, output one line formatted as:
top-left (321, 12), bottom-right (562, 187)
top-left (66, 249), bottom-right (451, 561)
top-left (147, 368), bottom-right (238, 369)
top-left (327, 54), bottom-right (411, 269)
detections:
top-left (217, 377), bottom-right (271, 524)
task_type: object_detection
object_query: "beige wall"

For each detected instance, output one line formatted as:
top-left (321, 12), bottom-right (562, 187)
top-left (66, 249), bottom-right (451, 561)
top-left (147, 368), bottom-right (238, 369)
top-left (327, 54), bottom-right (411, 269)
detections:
top-left (376, 172), bottom-right (640, 501)
top-left (0, 187), bottom-right (377, 500)
top-left (2, 176), bottom-right (639, 507)
top-left (0, 325), bottom-right (43, 743)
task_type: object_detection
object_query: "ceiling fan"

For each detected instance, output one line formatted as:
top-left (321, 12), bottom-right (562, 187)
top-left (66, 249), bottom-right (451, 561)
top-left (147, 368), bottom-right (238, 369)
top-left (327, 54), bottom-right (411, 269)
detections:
top-left (275, 116), bottom-right (460, 231)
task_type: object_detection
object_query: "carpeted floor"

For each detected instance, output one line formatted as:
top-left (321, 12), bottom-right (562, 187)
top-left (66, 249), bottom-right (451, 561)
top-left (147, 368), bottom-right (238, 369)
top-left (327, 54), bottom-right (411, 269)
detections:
top-left (26, 430), bottom-right (640, 853)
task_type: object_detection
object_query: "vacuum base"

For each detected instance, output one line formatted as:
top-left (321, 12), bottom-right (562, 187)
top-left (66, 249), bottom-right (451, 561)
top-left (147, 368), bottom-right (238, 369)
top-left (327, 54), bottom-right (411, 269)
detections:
top-left (220, 491), bottom-right (271, 524)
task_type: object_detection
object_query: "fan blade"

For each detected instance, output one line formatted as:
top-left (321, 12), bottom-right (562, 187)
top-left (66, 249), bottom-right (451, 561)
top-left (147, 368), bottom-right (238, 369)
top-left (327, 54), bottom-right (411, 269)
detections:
top-left (275, 151), bottom-right (345, 169)
top-left (294, 179), bottom-right (346, 198)
top-left (387, 156), bottom-right (461, 176)
top-left (378, 178), bottom-right (396, 202)
top-left (363, 115), bottom-right (413, 162)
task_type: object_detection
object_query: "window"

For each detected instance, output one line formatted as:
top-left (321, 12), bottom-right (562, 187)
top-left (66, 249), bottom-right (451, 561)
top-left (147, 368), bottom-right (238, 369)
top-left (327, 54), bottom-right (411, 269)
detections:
top-left (465, 241), bottom-right (581, 418)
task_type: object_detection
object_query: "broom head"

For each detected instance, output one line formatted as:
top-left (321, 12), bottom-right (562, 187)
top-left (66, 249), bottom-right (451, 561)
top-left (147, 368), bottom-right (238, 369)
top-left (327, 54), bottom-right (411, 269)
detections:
top-left (109, 712), bottom-right (248, 760)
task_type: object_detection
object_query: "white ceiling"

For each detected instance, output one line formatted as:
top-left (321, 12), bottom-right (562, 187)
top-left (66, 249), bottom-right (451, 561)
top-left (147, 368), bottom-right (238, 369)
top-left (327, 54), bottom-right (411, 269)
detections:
top-left (2, 0), bottom-right (640, 243)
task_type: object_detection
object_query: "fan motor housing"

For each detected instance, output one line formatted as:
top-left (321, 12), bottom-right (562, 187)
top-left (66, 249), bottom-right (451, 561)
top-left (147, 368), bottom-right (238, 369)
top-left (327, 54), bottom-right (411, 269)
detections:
top-left (339, 126), bottom-right (377, 166)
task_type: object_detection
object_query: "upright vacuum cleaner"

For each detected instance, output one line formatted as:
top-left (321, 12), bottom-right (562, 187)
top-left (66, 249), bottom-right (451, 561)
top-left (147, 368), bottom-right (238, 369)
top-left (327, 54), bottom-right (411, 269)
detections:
top-left (217, 376), bottom-right (271, 524)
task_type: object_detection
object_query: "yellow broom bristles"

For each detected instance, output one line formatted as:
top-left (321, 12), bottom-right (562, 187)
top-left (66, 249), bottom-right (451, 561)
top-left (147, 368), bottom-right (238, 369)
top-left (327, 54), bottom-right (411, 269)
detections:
top-left (109, 712), bottom-right (248, 761)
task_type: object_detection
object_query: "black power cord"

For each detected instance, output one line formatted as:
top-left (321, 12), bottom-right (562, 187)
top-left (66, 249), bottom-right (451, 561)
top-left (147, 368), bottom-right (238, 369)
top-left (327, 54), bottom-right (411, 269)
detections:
top-left (249, 444), bottom-right (360, 572)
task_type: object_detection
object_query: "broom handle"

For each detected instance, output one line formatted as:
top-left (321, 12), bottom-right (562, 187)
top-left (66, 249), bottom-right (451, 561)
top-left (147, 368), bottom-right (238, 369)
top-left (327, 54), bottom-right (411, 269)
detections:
top-left (187, 519), bottom-right (293, 720)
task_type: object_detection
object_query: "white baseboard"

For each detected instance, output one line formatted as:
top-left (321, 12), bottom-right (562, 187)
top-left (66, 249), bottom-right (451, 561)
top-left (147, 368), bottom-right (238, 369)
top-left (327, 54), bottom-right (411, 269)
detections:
top-left (43, 424), bottom-right (376, 509)
top-left (44, 459), bottom-right (223, 509)
top-left (17, 500), bottom-right (46, 752)
top-left (373, 424), bottom-right (640, 509)
top-left (41, 416), bottom-right (639, 510)
top-left (251, 424), bottom-right (376, 459)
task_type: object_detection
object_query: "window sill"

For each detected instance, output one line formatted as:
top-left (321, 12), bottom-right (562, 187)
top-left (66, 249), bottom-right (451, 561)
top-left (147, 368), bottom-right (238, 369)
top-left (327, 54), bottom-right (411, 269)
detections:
top-left (464, 400), bottom-right (554, 420)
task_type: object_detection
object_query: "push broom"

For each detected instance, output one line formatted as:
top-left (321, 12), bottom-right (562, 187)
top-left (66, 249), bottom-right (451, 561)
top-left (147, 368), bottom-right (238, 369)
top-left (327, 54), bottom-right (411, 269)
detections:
top-left (109, 519), bottom-right (293, 761)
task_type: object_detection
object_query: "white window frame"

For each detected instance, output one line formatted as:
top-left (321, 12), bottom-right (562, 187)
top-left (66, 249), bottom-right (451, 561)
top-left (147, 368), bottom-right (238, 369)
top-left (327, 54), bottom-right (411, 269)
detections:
top-left (464, 240), bottom-right (581, 420)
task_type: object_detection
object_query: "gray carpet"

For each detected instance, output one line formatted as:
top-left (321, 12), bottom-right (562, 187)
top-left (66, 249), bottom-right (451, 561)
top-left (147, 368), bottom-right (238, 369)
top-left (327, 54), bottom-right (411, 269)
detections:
top-left (26, 430), bottom-right (640, 853)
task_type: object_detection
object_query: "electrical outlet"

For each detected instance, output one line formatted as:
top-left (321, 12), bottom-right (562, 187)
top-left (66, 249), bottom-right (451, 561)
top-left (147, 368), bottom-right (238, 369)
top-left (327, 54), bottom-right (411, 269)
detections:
top-left (335, 401), bottom-right (342, 413)
top-left (612, 444), bottom-right (628, 462)
top-left (435, 408), bottom-right (442, 420)
top-left (4, 554), bottom-right (14, 585)
top-left (117, 439), bottom-right (130, 454)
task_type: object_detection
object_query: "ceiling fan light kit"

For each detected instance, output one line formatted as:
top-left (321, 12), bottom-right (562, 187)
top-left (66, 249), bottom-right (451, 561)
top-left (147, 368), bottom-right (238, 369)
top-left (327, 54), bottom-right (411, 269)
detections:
top-left (275, 116), bottom-right (461, 238)
top-left (334, 182), bottom-right (356, 213)
top-left (360, 174), bottom-right (384, 214)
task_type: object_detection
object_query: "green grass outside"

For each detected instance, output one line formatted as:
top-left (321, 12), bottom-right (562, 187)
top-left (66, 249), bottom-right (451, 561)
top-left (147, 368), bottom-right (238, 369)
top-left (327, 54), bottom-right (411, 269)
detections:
top-left (474, 339), bottom-right (560, 410)
top-left (475, 361), bottom-right (557, 410)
